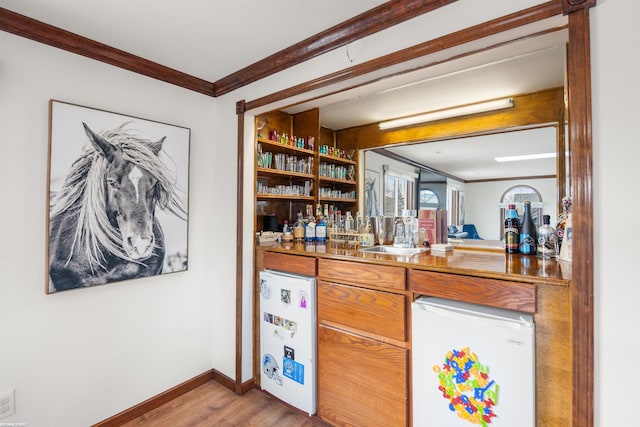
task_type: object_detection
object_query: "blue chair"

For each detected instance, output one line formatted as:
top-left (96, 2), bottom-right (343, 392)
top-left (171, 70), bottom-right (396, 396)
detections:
top-left (447, 226), bottom-right (468, 238)
top-left (462, 224), bottom-right (483, 240)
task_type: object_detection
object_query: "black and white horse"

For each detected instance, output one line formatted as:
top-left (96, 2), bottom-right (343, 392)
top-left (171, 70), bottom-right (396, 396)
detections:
top-left (49, 123), bottom-right (186, 291)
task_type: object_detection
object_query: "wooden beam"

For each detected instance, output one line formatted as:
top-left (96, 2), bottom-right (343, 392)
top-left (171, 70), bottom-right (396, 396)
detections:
top-left (562, 0), bottom-right (597, 15)
top-left (0, 7), bottom-right (215, 96)
top-left (213, 0), bottom-right (458, 96)
top-left (566, 6), bottom-right (594, 427)
top-left (235, 100), bottom-right (246, 394)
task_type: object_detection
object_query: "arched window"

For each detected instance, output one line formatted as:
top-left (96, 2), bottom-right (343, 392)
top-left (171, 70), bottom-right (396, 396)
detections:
top-left (499, 185), bottom-right (543, 237)
top-left (419, 188), bottom-right (439, 209)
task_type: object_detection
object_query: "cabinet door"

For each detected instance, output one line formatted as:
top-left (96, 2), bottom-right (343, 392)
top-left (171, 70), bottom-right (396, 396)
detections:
top-left (317, 325), bottom-right (408, 427)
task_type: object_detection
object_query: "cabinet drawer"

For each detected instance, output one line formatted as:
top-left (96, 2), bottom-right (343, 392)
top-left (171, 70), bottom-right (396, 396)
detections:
top-left (318, 258), bottom-right (405, 290)
top-left (409, 269), bottom-right (536, 313)
top-left (318, 280), bottom-right (406, 341)
top-left (318, 325), bottom-right (408, 427)
top-left (263, 252), bottom-right (316, 276)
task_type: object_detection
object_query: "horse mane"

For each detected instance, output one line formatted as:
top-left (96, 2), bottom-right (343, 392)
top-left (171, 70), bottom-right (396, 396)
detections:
top-left (50, 122), bottom-right (187, 271)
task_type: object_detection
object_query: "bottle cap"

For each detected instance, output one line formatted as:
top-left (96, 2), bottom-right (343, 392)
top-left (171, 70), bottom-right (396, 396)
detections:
top-left (543, 215), bottom-right (551, 224)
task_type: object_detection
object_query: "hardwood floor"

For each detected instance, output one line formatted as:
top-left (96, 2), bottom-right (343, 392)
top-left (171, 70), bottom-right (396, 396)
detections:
top-left (121, 380), bottom-right (329, 427)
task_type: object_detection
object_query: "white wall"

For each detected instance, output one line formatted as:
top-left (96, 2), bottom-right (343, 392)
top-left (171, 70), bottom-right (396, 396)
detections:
top-left (0, 31), bottom-right (238, 426)
top-left (591, 1), bottom-right (640, 425)
top-left (465, 178), bottom-right (556, 240)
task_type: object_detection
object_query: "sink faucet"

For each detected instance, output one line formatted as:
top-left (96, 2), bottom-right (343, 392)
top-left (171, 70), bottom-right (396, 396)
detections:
top-left (393, 216), bottom-right (417, 248)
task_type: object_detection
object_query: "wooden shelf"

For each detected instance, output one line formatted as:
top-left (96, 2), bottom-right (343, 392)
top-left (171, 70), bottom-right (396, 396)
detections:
top-left (318, 176), bottom-right (356, 185)
top-left (254, 109), bottom-right (357, 235)
top-left (319, 197), bottom-right (357, 203)
top-left (319, 153), bottom-right (356, 165)
top-left (257, 167), bottom-right (315, 179)
top-left (257, 194), bottom-right (315, 201)
top-left (258, 137), bottom-right (316, 156)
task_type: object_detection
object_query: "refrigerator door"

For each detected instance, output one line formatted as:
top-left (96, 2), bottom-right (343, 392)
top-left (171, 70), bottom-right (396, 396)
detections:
top-left (412, 297), bottom-right (535, 427)
top-left (259, 270), bottom-right (316, 415)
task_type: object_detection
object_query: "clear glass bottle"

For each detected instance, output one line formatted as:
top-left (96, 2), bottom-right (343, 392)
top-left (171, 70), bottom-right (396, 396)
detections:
top-left (537, 215), bottom-right (558, 258)
top-left (293, 212), bottom-right (305, 241)
top-left (304, 206), bottom-right (316, 241)
top-left (519, 200), bottom-right (537, 255)
top-left (355, 211), bottom-right (363, 233)
top-left (327, 205), bottom-right (334, 231)
top-left (344, 211), bottom-right (354, 232)
top-left (504, 203), bottom-right (520, 254)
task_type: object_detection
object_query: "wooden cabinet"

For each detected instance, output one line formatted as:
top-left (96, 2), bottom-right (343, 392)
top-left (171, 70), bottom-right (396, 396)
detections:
top-left (263, 251), bottom-right (316, 276)
top-left (257, 247), bottom-right (573, 426)
top-left (318, 258), bottom-right (405, 291)
top-left (409, 269), bottom-right (536, 313)
top-left (317, 325), bottom-right (408, 427)
top-left (318, 281), bottom-right (406, 342)
top-left (317, 259), bottom-right (408, 426)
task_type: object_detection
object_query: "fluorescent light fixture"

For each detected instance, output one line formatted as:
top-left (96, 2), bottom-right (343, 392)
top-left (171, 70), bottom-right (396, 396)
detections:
top-left (495, 152), bottom-right (557, 162)
top-left (378, 98), bottom-right (513, 130)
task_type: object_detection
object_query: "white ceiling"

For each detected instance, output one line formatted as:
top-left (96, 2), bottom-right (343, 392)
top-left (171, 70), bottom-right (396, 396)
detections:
top-left (3, 1), bottom-right (567, 181)
top-left (2, 0), bottom-right (386, 82)
top-left (383, 126), bottom-right (558, 182)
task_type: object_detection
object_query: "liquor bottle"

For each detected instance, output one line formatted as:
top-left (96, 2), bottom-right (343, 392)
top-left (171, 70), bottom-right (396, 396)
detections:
top-left (304, 206), bottom-right (316, 241)
top-left (293, 212), bottom-right (305, 241)
top-left (316, 216), bottom-right (327, 242)
top-left (327, 205), bottom-right (334, 230)
top-left (519, 200), bottom-right (537, 255)
top-left (504, 203), bottom-right (520, 254)
top-left (344, 211), bottom-right (354, 232)
top-left (537, 215), bottom-right (558, 258)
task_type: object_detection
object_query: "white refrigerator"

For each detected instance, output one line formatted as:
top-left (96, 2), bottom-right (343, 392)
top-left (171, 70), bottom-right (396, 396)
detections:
top-left (412, 297), bottom-right (535, 427)
top-left (259, 270), bottom-right (316, 415)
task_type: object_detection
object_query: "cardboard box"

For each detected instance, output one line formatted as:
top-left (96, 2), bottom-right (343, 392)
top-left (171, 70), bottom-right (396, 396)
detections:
top-left (418, 209), bottom-right (438, 245)
top-left (418, 209), bottom-right (448, 244)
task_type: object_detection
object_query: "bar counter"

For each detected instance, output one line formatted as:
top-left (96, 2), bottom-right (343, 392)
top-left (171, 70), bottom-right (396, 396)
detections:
top-left (256, 240), bottom-right (571, 287)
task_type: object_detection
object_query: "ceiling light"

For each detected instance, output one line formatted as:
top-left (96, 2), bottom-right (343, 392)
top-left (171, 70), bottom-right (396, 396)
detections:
top-left (494, 152), bottom-right (556, 162)
top-left (378, 98), bottom-right (514, 130)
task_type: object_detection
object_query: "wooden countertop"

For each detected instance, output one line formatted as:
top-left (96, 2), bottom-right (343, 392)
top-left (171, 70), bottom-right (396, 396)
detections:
top-left (256, 241), bottom-right (570, 287)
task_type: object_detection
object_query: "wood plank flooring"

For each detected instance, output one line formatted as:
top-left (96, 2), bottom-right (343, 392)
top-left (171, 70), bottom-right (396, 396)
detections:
top-left (121, 380), bottom-right (330, 427)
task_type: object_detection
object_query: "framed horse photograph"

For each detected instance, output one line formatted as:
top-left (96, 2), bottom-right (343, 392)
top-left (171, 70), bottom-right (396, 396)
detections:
top-left (365, 169), bottom-right (381, 218)
top-left (46, 100), bottom-right (190, 293)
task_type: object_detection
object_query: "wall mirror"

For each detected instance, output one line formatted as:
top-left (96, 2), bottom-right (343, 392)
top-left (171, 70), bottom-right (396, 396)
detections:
top-left (277, 26), bottom-right (569, 243)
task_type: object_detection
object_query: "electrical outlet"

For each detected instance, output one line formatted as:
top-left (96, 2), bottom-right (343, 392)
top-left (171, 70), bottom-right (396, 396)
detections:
top-left (0, 389), bottom-right (15, 420)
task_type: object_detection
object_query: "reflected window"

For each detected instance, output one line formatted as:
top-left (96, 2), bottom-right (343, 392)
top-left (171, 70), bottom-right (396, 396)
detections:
top-left (420, 189), bottom-right (439, 208)
top-left (499, 185), bottom-right (543, 236)
top-left (383, 171), bottom-right (416, 216)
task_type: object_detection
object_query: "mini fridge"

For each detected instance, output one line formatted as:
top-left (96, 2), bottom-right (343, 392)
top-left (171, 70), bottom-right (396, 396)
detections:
top-left (412, 297), bottom-right (535, 427)
top-left (259, 270), bottom-right (316, 415)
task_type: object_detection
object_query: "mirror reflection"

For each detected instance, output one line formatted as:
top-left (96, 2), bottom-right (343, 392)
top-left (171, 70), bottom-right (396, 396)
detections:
top-left (364, 125), bottom-right (559, 241)
top-left (276, 29), bottom-right (569, 246)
